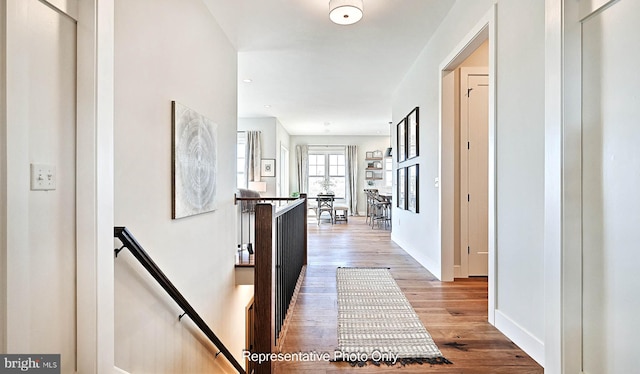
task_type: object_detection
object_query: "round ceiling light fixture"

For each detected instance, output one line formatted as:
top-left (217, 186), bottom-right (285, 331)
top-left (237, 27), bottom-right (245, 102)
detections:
top-left (329, 0), bottom-right (363, 25)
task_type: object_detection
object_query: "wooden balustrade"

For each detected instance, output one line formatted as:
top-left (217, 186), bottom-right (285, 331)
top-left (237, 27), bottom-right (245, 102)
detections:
top-left (253, 194), bottom-right (307, 374)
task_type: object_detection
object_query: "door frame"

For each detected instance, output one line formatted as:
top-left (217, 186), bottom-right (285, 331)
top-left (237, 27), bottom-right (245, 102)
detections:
top-left (279, 143), bottom-right (289, 197)
top-left (544, 0), bottom-right (619, 373)
top-left (438, 5), bottom-right (497, 323)
top-left (2, 0), bottom-right (116, 371)
top-left (459, 68), bottom-right (489, 278)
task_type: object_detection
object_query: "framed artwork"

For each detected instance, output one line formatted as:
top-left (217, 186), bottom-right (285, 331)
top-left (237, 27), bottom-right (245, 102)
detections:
top-left (365, 151), bottom-right (374, 159)
top-left (397, 168), bottom-right (406, 209)
top-left (366, 171), bottom-right (374, 179)
top-left (407, 107), bottom-right (419, 159)
top-left (261, 159), bottom-right (276, 177)
top-left (171, 101), bottom-right (218, 219)
top-left (407, 164), bottom-right (419, 213)
top-left (397, 118), bottom-right (407, 163)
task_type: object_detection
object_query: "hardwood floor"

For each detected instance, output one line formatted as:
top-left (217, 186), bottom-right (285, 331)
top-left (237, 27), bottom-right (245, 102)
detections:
top-left (271, 217), bottom-right (543, 373)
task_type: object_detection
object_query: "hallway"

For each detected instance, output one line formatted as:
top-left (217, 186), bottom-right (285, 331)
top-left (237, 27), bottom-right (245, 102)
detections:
top-left (272, 217), bottom-right (543, 373)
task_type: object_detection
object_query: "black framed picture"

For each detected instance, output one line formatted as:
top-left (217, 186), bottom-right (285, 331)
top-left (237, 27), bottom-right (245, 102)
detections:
top-left (397, 168), bottom-right (406, 209)
top-left (261, 159), bottom-right (276, 177)
top-left (407, 164), bottom-right (419, 213)
top-left (397, 118), bottom-right (407, 163)
top-left (407, 107), bottom-right (419, 159)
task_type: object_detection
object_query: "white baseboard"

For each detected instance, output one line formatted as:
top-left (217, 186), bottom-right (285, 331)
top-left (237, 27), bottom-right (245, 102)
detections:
top-left (495, 310), bottom-right (545, 367)
top-left (453, 265), bottom-right (462, 278)
top-left (391, 234), bottom-right (441, 280)
top-left (114, 366), bottom-right (131, 374)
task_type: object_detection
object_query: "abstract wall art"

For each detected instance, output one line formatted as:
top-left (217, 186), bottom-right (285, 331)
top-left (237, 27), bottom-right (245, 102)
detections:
top-left (172, 101), bottom-right (218, 219)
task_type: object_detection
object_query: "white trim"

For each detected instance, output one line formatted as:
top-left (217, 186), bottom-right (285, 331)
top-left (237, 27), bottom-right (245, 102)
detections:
top-left (38, 0), bottom-right (78, 20)
top-left (545, 0), bottom-right (585, 373)
top-left (4, 0), bottom-right (32, 352)
top-left (543, 1), bottom-right (564, 373)
top-left (391, 235), bottom-right (441, 280)
top-left (36, 0), bottom-right (78, 22)
top-left (76, 0), bottom-right (115, 372)
top-left (495, 309), bottom-right (545, 366)
top-left (113, 367), bottom-right (131, 374)
top-left (579, 0), bottom-right (618, 20)
top-left (0, 1), bottom-right (6, 354)
top-left (453, 265), bottom-right (461, 278)
top-left (438, 4), bottom-right (497, 323)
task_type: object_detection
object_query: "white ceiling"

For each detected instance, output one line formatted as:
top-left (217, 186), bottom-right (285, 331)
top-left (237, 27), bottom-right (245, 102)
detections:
top-left (203, 0), bottom-right (455, 136)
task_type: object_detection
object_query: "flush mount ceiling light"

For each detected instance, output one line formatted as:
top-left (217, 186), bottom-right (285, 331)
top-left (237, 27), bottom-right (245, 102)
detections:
top-left (329, 0), bottom-right (363, 25)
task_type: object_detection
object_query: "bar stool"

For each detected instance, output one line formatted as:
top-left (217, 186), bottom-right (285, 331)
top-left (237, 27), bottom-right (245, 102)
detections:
top-left (371, 195), bottom-right (391, 229)
top-left (364, 189), bottom-right (378, 225)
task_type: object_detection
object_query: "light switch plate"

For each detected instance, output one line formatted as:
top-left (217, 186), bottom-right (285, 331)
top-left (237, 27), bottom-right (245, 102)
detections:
top-left (30, 163), bottom-right (56, 191)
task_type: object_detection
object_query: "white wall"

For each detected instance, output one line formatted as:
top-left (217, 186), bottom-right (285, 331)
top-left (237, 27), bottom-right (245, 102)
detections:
top-left (2, 1), bottom-right (78, 371)
top-left (391, 0), bottom-right (494, 280)
top-left (275, 119), bottom-right (291, 196)
top-left (238, 117), bottom-right (291, 196)
top-left (391, 0), bottom-right (545, 364)
top-left (114, 0), bottom-right (252, 372)
top-left (289, 135), bottom-right (390, 214)
top-left (494, 0), bottom-right (545, 359)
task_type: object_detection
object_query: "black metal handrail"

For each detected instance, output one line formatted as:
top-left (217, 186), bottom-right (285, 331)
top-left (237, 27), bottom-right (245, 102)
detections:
top-left (114, 227), bottom-right (245, 374)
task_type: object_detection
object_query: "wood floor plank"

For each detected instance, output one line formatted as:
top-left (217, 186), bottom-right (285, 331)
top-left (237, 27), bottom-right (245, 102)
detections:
top-left (271, 217), bottom-right (543, 373)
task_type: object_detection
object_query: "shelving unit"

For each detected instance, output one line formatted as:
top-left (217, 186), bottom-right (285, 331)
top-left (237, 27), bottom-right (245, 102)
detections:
top-left (365, 150), bottom-right (384, 180)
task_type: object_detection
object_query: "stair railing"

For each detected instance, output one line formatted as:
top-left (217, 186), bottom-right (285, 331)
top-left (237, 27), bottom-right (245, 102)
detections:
top-left (114, 227), bottom-right (246, 374)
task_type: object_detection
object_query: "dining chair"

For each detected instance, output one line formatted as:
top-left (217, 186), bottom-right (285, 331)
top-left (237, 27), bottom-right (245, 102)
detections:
top-left (316, 194), bottom-right (335, 225)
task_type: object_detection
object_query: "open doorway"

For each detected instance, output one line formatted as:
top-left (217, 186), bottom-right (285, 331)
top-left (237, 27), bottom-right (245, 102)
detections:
top-left (442, 39), bottom-right (490, 278)
top-left (439, 8), bottom-right (496, 323)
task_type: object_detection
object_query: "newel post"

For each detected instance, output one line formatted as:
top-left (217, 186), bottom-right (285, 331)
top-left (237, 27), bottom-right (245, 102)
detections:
top-left (254, 203), bottom-right (275, 374)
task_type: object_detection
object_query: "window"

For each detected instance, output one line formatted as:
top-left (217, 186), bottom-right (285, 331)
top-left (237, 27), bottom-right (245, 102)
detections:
top-left (237, 132), bottom-right (246, 188)
top-left (307, 147), bottom-right (346, 198)
top-left (384, 157), bottom-right (393, 187)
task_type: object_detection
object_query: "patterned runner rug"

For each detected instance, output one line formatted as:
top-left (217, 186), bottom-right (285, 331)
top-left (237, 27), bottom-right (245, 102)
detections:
top-left (336, 267), bottom-right (451, 366)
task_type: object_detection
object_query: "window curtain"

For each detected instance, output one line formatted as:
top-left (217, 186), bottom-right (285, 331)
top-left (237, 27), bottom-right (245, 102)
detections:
top-left (295, 144), bottom-right (308, 193)
top-left (345, 145), bottom-right (358, 215)
top-left (245, 131), bottom-right (262, 187)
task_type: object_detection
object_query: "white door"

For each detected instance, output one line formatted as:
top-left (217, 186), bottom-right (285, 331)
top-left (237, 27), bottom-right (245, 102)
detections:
top-left (581, 1), bottom-right (640, 372)
top-left (461, 70), bottom-right (489, 276)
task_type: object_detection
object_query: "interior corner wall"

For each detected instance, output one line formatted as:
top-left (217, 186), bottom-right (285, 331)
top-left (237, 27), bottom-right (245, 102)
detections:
top-left (238, 117), bottom-right (281, 196)
top-left (114, 0), bottom-right (252, 372)
top-left (275, 118), bottom-right (291, 195)
top-left (391, 0), bottom-right (545, 364)
top-left (289, 135), bottom-right (390, 214)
